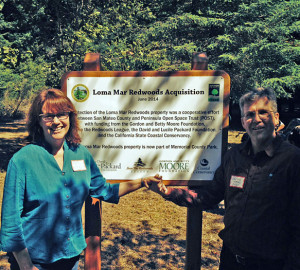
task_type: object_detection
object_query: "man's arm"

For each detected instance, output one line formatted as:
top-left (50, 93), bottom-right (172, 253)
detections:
top-left (150, 183), bottom-right (202, 207)
top-left (284, 151), bottom-right (300, 269)
top-left (150, 164), bottom-right (226, 209)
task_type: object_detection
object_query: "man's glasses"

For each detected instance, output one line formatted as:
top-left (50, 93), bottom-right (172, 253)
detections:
top-left (242, 109), bottom-right (274, 121)
top-left (39, 112), bottom-right (70, 122)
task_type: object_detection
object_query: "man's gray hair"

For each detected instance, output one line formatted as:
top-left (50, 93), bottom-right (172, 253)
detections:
top-left (239, 87), bottom-right (278, 116)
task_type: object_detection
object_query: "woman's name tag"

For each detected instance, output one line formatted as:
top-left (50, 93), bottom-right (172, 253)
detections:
top-left (71, 160), bottom-right (87, 171)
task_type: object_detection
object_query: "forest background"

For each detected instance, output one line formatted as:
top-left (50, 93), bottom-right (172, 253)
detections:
top-left (0, 0), bottom-right (299, 120)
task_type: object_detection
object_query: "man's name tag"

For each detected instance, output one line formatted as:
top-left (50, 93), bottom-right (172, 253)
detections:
top-left (230, 175), bottom-right (245, 189)
top-left (71, 160), bottom-right (87, 171)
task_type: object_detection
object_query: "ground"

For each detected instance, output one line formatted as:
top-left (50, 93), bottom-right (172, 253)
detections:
top-left (0, 120), bottom-right (244, 269)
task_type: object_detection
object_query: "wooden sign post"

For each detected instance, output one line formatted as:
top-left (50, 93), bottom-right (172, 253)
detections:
top-left (185, 52), bottom-right (208, 270)
top-left (186, 53), bottom-right (230, 269)
top-left (83, 53), bottom-right (102, 270)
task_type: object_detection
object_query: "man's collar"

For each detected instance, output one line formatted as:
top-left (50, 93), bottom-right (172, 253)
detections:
top-left (240, 135), bottom-right (283, 157)
top-left (265, 136), bottom-right (283, 157)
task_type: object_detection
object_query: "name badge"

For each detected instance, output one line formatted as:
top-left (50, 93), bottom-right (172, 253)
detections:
top-left (71, 160), bottom-right (87, 171)
top-left (230, 175), bottom-right (245, 189)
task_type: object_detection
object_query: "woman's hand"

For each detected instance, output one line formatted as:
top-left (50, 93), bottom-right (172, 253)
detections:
top-left (149, 180), bottom-right (169, 195)
top-left (13, 249), bottom-right (39, 270)
top-left (118, 174), bottom-right (162, 197)
top-left (141, 174), bottom-right (162, 188)
top-left (142, 174), bottom-right (169, 196)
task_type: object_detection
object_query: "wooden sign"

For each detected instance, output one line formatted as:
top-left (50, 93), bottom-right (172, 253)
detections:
top-left (62, 70), bottom-right (230, 184)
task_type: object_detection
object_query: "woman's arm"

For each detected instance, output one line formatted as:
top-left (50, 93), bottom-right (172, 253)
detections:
top-left (13, 248), bottom-right (38, 270)
top-left (118, 175), bottom-right (162, 197)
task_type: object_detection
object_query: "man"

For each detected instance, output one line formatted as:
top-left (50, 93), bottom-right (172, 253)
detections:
top-left (153, 88), bottom-right (300, 270)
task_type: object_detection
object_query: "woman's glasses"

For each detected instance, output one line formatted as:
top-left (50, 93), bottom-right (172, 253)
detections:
top-left (39, 112), bottom-right (70, 122)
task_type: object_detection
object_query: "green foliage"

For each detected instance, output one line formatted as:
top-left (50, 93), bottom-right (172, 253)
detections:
top-left (208, 0), bottom-right (300, 101)
top-left (0, 0), bottom-right (299, 118)
top-left (0, 56), bottom-right (49, 118)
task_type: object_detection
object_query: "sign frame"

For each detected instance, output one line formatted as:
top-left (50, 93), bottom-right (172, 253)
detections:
top-left (61, 69), bottom-right (230, 187)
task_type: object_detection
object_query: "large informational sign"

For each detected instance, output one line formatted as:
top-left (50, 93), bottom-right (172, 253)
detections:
top-left (62, 70), bottom-right (230, 182)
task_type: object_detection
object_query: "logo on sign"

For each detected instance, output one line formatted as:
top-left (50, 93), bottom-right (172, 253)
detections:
top-left (193, 158), bottom-right (214, 175)
top-left (127, 158), bottom-right (153, 172)
top-left (71, 84), bottom-right (89, 102)
top-left (200, 158), bottom-right (209, 166)
top-left (96, 160), bottom-right (121, 171)
top-left (208, 84), bottom-right (220, 102)
top-left (159, 160), bottom-right (189, 173)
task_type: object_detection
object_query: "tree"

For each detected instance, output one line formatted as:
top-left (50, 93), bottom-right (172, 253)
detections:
top-left (0, 0), bottom-right (299, 118)
top-left (0, 55), bottom-right (49, 117)
top-left (207, 0), bottom-right (300, 100)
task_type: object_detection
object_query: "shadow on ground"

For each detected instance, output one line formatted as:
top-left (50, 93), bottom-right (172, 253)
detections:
top-left (0, 121), bottom-right (28, 171)
top-left (101, 220), bottom-right (219, 269)
top-left (101, 223), bottom-right (185, 269)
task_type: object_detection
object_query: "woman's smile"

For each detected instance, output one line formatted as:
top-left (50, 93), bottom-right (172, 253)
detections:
top-left (40, 110), bottom-right (70, 147)
top-left (49, 125), bottom-right (65, 133)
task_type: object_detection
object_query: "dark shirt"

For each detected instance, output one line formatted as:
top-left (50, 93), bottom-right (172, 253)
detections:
top-left (163, 136), bottom-right (300, 269)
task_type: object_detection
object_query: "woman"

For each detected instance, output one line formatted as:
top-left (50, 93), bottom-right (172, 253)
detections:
top-left (0, 89), bottom-right (161, 270)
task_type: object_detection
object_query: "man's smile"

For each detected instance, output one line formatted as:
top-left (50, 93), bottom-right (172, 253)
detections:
top-left (252, 126), bottom-right (264, 131)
